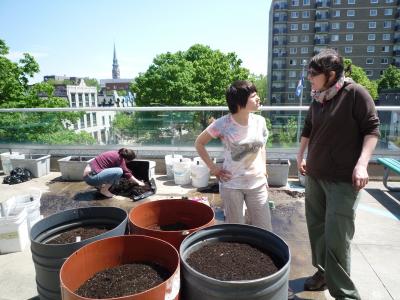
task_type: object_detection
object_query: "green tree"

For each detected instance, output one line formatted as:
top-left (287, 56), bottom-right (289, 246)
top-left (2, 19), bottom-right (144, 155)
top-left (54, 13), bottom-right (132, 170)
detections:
top-left (344, 58), bottom-right (378, 100)
top-left (0, 39), bottom-right (39, 104)
top-left (249, 74), bottom-right (267, 103)
top-left (0, 39), bottom-right (95, 144)
top-left (130, 44), bottom-right (249, 131)
top-left (377, 65), bottom-right (400, 92)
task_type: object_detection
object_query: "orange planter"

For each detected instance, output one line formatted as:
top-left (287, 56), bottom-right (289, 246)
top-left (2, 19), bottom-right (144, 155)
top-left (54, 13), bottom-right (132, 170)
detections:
top-left (129, 199), bottom-right (215, 249)
top-left (60, 235), bottom-right (180, 300)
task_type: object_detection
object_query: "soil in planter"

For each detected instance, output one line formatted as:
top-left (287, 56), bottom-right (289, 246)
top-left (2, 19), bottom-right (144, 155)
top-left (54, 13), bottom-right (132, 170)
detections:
top-left (75, 262), bottom-right (171, 299)
top-left (45, 225), bottom-right (112, 244)
top-left (110, 178), bottom-right (153, 199)
top-left (148, 222), bottom-right (189, 231)
top-left (69, 157), bottom-right (92, 162)
top-left (186, 241), bottom-right (278, 281)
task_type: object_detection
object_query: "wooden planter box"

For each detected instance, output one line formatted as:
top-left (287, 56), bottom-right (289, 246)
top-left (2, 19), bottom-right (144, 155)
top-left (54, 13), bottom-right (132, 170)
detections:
top-left (58, 156), bottom-right (95, 181)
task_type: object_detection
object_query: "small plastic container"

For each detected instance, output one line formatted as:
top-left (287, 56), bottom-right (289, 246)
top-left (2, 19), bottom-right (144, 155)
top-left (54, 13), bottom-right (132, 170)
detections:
top-left (0, 207), bottom-right (29, 254)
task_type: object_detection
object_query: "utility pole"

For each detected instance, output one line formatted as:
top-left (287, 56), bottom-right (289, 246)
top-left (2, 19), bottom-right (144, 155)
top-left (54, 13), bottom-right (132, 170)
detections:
top-left (296, 59), bottom-right (307, 143)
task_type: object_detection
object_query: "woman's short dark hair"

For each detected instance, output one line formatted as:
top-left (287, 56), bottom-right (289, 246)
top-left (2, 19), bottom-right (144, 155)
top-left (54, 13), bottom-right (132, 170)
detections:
top-left (309, 48), bottom-right (344, 81)
top-left (226, 80), bottom-right (257, 114)
top-left (118, 148), bottom-right (136, 161)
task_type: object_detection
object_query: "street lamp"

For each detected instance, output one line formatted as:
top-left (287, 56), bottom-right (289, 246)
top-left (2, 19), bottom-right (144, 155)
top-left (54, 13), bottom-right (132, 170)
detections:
top-left (296, 59), bottom-right (308, 143)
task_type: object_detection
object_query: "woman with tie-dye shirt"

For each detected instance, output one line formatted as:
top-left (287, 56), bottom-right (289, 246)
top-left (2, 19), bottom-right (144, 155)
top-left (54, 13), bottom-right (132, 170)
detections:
top-left (195, 80), bottom-right (272, 230)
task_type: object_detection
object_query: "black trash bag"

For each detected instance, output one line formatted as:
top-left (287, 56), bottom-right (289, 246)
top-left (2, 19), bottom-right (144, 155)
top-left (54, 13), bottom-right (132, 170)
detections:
top-left (110, 178), bottom-right (157, 201)
top-left (3, 167), bottom-right (33, 185)
top-left (197, 182), bottom-right (219, 193)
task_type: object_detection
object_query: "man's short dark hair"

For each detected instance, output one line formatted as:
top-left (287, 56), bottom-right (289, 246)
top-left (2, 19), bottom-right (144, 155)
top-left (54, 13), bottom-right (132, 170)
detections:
top-left (226, 80), bottom-right (257, 114)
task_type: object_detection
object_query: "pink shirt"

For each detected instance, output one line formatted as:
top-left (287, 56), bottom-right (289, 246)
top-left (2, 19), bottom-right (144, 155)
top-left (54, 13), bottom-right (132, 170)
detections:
top-left (90, 151), bottom-right (132, 179)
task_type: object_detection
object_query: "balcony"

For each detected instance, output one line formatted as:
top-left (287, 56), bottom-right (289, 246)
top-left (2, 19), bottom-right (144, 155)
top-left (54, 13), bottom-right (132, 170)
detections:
top-left (273, 16), bottom-right (288, 22)
top-left (316, 0), bottom-right (331, 7)
top-left (314, 38), bottom-right (330, 45)
top-left (272, 52), bottom-right (287, 57)
top-left (315, 13), bottom-right (330, 20)
top-left (314, 26), bottom-right (330, 33)
top-left (274, 3), bottom-right (288, 10)
top-left (394, 50), bottom-right (400, 56)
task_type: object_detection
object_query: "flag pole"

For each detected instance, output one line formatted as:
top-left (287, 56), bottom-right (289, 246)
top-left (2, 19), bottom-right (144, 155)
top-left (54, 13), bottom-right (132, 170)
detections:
top-left (296, 59), bottom-right (307, 143)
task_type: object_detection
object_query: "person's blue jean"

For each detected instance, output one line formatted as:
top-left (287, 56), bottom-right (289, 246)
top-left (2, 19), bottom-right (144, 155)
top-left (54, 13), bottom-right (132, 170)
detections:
top-left (84, 167), bottom-right (123, 187)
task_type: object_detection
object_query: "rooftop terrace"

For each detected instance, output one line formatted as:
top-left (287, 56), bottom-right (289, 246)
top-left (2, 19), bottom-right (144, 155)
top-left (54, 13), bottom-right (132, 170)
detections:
top-left (0, 170), bottom-right (399, 300)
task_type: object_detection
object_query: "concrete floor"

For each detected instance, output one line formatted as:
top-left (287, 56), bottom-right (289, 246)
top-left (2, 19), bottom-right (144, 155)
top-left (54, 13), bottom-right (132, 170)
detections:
top-left (0, 172), bottom-right (399, 300)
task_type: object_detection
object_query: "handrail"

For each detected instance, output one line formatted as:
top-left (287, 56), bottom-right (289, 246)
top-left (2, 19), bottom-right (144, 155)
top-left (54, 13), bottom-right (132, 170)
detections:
top-left (0, 106), bottom-right (398, 113)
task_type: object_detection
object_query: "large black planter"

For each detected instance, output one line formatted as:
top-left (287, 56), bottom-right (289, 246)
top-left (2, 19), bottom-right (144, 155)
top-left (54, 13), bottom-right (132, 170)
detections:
top-left (30, 206), bottom-right (127, 300)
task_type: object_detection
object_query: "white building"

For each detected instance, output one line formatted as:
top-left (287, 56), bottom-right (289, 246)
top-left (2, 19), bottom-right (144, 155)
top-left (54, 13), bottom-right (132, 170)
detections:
top-left (66, 80), bottom-right (115, 144)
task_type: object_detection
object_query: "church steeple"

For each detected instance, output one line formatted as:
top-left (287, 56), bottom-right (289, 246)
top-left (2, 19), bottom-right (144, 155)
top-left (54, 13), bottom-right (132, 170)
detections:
top-left (112, 43), bottom-right (120, 79)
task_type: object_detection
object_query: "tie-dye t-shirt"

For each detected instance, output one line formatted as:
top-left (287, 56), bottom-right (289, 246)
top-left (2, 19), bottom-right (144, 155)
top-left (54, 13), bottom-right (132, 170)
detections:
top-left (207, 113), bottom-right (268, 189)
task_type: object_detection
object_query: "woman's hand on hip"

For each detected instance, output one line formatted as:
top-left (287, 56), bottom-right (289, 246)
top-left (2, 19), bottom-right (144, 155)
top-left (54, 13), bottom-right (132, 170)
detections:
top-left (210, 166), bottom-right (232, 182)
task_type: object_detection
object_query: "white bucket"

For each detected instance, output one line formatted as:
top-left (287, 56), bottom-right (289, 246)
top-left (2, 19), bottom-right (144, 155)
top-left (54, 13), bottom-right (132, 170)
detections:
top-left (191, 161), bottom-right (210, 188)
top-left (0, 207), bottom-right (29, 254)
top-left (165, 154), bottom-right (183, 179)
top-left (173, 158), bottom-right (192, 185)
top-left (0, 152), bottom-right (25, 175)
top-left (193, 156), bottom-right (207, 166)
top-left (1, 189), bottom-right (41, 233)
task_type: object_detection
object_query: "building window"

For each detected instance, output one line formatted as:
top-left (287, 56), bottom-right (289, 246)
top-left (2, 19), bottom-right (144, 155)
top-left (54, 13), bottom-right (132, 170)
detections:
top-left (382, 33), bottom-right (391, 41)
top-left (331, 23), bottom-right (340, 30)
top-left (348, 0), bottom-right (355, 3)
top-left (370, 0), bottom-right (378, 3)
top-left (368, 34), bottom-right (376, 40)
top-left (301, 47), bottom-right (309, 53)
top-left (91, 93), bottom-right (96, 106)
top-left (369, 22), bottom-right (376, 29)
top-left (70, 93), bottom-right (76, 107)
top-left (291, 24), bottom-right (299, 30)
top-left (384, 8), bottom-right (393, 16)
top-left (333, 10), bottom-right (341, 17)
top-left (288, 94), bottom-right (295, 101)
top-left (381, 58), bottom-right (388, 64)
top-left (289, 59), bottom-right (297, 65)
top-left (366, 58), bottom-right (374, 64)
top-left (370, 9), bottom-right (377, 16)
top-left (347, 10), bottom-right (355, 16)
top-left (290, 47), bottom-right (297, 54)
top-left (85, 93), bottom-right (90, 106)
top-left (385, 0), bottom-right (394, 2)
top-left (365, 70), bottom-right (373, 77)
top-left (301, 35), bottom-right (309, 42)
top-left (302, 11), bottom-right (310, 18)
top-left (289, 71), bottom-right (297, 77)
top-left (291, 0), bottom-right (299, 5)
top-left (334, 0), bottom-right (341, 3)
top-left (291, 11), bottom-right (299, 18)
top-left (303, 0), bottom-right (310, 5)
top-left (92, 113), bottom-right (97, 126)
top-left (80, 116), bottom-right (85, 128)
top-left (86, 113), bottom-right (91, 127)
top-left (331, 34), bottom-right (339, 41)
top-left (346, 34), bottom-right (353, 41)
top-left (102, 116), bottom-right (106, 126)
top-left (302, 23), bottom-right (309, 30)
top-left (345, 46), bottom-right (352, 53)
top-left (347, 22), bottom-right (354, 29)
top-left (382, 45), bottom-right (390, 52)
top-left (367, 45), bottom-right (375, 52)
top-left (78, 93), bottom-right (83, 107)
top-left (289, 81), bottom-right (296, 88)
top-left (290, 36), bottom-right (298, 42)
top-left (383, 21), bottom-right (391, 29)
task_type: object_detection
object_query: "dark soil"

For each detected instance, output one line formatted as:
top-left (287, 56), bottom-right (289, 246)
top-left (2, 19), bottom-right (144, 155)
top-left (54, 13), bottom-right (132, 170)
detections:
top-left (186, 241), bottom-right (278, 281)
top-left (70, 156), bottom-right (92, 162)
top-left (45, 225), bottom-right (111, 244)
top-left (75, 262), bottom-right (171, 299)
top-left (148, 222), bottom-right (189, 231)
top-left (110, 178), bottom-right (154, 200)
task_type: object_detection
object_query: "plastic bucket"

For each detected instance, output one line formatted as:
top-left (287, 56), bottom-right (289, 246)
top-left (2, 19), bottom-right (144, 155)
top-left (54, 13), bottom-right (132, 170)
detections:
top-left (191, 162), bottom-right (210, 188)
top-left (60, 235), bottom-right (180, 300)
top-left (0, 207), bottom-right (29, 254)
top-left (129, 199), bottom-right (215, 250)
top-left (193, 157), bottom-right (207, 166)
top-left (173, 158), bottom-right (191, 185)
top-left (180, 224), bottom-right (291, 300)
top-left (165, 154), bottom-right (183, 179)
top-left (1, 152), bottom-right (25, 175)
top-left (3, 189), bottom-right (42, 233)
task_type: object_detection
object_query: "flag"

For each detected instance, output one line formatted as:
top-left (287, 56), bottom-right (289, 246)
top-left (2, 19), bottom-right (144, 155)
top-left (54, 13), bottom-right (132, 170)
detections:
top-left (295, 74), bottom-right (304, 97)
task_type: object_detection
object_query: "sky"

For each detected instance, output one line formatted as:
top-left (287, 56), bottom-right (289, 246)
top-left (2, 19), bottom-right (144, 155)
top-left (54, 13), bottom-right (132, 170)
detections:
top-left (0, 0), bottom-right (271, 84)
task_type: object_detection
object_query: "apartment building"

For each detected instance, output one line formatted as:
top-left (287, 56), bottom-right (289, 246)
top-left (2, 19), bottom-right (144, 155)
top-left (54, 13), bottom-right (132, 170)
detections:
top-left (268, 0), bottom-right (400, 107)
